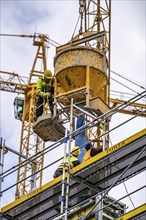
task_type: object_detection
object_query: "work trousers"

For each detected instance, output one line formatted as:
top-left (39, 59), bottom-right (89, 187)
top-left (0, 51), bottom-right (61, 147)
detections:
top-left (53, 168), bottom-right (64, 179)
top-left (36, 96), bottom-right (53, 118)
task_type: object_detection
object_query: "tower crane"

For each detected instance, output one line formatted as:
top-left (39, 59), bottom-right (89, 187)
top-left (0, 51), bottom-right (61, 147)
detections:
top-left (0, 33), bottom-right (50, 199)
top-left (0, 0), bottom-right (146, 205)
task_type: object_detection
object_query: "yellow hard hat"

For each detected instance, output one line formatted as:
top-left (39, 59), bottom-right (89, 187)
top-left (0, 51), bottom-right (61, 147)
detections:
top-left (72, 146), bottom-right (80, 156)
top-left (44, 70), bottom-right (52, 79)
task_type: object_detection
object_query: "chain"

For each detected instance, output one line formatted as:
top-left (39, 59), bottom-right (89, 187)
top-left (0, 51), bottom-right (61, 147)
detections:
top-left (79, 0), bottom-right (85, 35)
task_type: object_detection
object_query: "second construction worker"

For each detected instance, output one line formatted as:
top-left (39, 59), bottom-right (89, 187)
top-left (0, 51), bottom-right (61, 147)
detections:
top-left (83, 142), bottom-right (102, 162)
top-left (53, 146), bottom-right (81, 178)
top-left (34, 70), bottom-right (54, 120)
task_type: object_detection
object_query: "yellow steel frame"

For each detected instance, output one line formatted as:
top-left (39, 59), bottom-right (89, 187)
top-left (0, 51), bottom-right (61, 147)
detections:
top-left (116, 204), bottom-right (146, 220)
top-left (15, 85), bottom-right (45, 198)
top-left (28, 34), bottom-right (48, 83)
top-left (0, 71), bottom-right (27, 94)
top-left (69, 204), bottom-right (95, 220)
top-left (15, 35), bottom-right (48, 199)
top-left (1, 72), bottom-right (145, 119)
top-left (0, 35), bottom-right (48, 199)
top-left (56, 0), bottom-right (111, 99)
top-left (110, 98), bottom-right (146, 117)
top-left (54, 0), bottom-right (111, 148)
top-left (2, 128), bottom-right (145, 213)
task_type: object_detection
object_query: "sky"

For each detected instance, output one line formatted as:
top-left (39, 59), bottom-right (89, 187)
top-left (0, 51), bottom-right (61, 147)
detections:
top-left (0, 0), bottom-right (146, 215)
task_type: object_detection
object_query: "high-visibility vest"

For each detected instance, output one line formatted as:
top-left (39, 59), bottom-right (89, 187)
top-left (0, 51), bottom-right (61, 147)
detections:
top-left (58, 155), bottom-right (78, 170)
top-left (83, 149), bottom-right (92, 162)
top-left (37, 76), bottom-right (53, 97)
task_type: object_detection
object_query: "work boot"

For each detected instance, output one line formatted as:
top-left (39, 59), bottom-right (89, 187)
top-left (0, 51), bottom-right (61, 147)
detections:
top-left (33, 116), bottom-right (37, 121)
top-left (55, 207), bottom-right (60, 213)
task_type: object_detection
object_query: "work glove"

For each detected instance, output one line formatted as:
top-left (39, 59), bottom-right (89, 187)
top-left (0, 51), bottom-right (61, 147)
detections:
top-left (43, 92), bottom-right (52, 98)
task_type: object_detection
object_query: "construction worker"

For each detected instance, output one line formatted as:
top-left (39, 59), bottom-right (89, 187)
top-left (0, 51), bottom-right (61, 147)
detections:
top-left (83, 142), bottom-right (102, 162)
top-left (53, 146), bottom-right (81, 178)
top-left (34, 70), bottom-right (54, 120)
top-left (77, 142), bottom-right (102, 205)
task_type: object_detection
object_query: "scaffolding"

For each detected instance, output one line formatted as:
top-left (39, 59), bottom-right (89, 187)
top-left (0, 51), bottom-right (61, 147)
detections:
top-left (1, 126), bottom-right (145, 219)
top-left (0, 1), bottom-right (146, 219)
top-left (1, 89), bottom-right (146, 219)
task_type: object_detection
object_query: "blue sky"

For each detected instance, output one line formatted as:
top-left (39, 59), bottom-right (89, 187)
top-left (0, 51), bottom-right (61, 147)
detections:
top-left (0, 0), bottom-right (146, 212)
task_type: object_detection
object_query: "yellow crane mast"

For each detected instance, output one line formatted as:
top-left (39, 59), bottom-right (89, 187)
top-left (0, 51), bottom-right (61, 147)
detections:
top-left (1, 33), bottom-right (49, 199)
top-left (15, 34), bottom-right (50, 198)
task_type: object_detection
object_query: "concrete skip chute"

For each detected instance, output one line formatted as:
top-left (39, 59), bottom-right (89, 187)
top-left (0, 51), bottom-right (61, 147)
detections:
top-left (54, 46), bottom-right (108, 107)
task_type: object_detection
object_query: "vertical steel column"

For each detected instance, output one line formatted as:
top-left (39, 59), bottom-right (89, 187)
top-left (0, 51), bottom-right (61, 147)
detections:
top-left (86, 66), bottom-right (90, 107)
top-left (95, 194), bottom-right (103, 220)
top-left (53, 77), bottom-right (57, 118)
top-left (102, 117), bottom-right (110, 150)
top-left (65, 98), bottom-right (74, 220)
top-left (102, 118), bottom-right (106, 151)
top-left (30, 160), bottom-right (37, 191)
top-left (61, 128), bottom-right (68, 213)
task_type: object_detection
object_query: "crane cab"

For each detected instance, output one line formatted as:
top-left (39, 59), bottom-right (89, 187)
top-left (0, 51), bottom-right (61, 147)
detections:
top-left (13, 97), bottom-right (24, 121)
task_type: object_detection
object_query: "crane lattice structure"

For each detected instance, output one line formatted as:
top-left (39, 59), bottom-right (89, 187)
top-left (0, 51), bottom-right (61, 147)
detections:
top-left (0, 33), bottom-right (50, 199)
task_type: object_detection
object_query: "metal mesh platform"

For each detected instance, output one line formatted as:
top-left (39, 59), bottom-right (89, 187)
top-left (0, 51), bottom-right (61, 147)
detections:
top-left (2, 129), bottom-right (146, 220)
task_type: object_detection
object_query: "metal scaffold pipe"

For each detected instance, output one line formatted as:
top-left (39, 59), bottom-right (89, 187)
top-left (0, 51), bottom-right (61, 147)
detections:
top-left (111, 70), bottom-right (146, 90)
top-left (2, 107), bottom-right (146, 196)
top-left (61, 128), bottom-right (68, 213)
top-left (65, 98), bottom-right (74, 219)
top-left (83, 145), bottom-right (146, 220)
top-left (1, 90), bottom-right (146, 180)
top-left (53, 185), bottom-right (145, 220)
top-left (1, 107), bottom-right (145, 196)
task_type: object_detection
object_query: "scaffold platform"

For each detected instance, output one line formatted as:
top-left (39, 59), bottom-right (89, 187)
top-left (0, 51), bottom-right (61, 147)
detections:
top-left (1, 129), bottom-right (146, 220)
